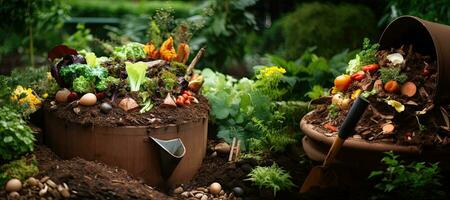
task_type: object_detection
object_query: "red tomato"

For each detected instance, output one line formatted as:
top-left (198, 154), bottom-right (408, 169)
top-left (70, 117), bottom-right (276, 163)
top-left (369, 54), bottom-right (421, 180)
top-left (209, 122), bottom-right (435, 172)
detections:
top-left (334, 75), bottom-right (352, 91)
top-left (350, 71), bottom-right (365, 81)
top-left (362, 64), bottom-right (379, 72)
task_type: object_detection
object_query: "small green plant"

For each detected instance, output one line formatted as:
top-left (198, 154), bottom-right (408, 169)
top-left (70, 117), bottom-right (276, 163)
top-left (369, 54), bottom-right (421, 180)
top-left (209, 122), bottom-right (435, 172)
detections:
top-left (246, 163), bottom-right (295, 196)
top-left (10, 67), bottom-right (60, 98)
top-left (159, 70), bottom-right (177, 94)
top-left (379, 67), bottom-right (408, 83)
top-left (250, 116), bottom-right (296, 153)
top-left (0, 156), bottom-right (38, 186)
top-left (368, 151), bottom-right (445, 200)
top-left (64, 24), bottom-right (94, 51)
top-left (327, 104), bottom-right (339, 119)
top-left (0, 106), bottom-right (35, 162)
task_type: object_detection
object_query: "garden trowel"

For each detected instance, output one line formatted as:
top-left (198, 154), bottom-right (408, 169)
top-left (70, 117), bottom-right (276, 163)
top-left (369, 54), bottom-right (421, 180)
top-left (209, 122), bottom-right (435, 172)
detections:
top-left (300, 95), bottom-right (369, 193)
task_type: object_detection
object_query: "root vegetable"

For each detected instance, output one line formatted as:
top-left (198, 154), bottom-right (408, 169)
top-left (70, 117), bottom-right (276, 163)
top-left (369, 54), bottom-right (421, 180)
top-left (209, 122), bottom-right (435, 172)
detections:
top-left (401, 82), bottom-right (417, 97)
top-left (334, 75), bottom-right (352, 91)
top-left (384, 80), bottom-right (400, 93)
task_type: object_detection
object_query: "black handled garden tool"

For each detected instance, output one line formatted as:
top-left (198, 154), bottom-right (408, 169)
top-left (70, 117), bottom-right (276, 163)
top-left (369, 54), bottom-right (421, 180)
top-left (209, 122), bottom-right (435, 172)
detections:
top-left (300, 95), bottom-right (369, 193)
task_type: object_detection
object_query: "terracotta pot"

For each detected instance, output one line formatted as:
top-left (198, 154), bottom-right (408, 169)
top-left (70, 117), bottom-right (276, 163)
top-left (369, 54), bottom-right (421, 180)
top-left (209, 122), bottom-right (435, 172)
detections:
top-left (301, 112), bottom-right (450, 170)
top-left (43, 110), bottom-right (208, 187)
top-left (379, 15), bottom-right (450, 104)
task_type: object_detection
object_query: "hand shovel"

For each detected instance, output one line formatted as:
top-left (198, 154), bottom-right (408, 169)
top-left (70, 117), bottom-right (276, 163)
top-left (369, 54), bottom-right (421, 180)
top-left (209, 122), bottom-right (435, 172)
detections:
top-left (300, 95), bottom-right (369, 193)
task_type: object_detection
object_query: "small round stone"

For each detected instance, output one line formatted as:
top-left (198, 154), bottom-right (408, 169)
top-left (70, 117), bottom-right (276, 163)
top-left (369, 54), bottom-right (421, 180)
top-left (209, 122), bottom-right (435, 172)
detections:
top-left (100, 102), bottom-right (113, 114)
top-left (209, 182), bottom-right (221, 195)
top-left (232, 187), bottom-right (244, 197)
top-left (173, 186), bottom-right (183, 194)
top-left (5, 179), bottom-right (22, 192)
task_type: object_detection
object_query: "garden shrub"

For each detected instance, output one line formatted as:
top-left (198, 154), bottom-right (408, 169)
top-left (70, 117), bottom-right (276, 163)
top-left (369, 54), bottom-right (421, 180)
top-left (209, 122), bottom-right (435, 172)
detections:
top-left (272, 2), bottom-right (377, 59)
top-left (369, 151), bottom-right (446, 200)
top-left (67, 0), bottom-right (192, 18)
top-left (379, 0), bottom-right (450, 26)
top-left (246, 163), bottom-right (295, 196)
top-left (0, 106), bottom-right (35, 162)
top-left (0, 156), bottom-right (38, 186)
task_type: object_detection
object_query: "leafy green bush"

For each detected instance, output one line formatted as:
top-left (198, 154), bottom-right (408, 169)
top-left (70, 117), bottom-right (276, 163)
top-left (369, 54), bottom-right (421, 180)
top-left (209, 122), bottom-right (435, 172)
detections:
top-left (273, 2), bottom-right (376, 59)
top-left (201, 67), bottom-right (307, 152)
top-left (246, 163), bottom-right (295, 196)
top-left (369, 151), bottom-right (446, 200)
top-left (265, 48), bottom-right (356, 101)
top-left (379, 0), bottom-right (450, 26)
top-left (10, 67), bottom-right (60, 98)
top-left (0, 106), bottom-right (35, 162)
top-left (0, 0), bottom-right (68, 66)
top-left (67, 0), bottom-right (193, 18)
top-left (0, 156), bottom-right (38, 186)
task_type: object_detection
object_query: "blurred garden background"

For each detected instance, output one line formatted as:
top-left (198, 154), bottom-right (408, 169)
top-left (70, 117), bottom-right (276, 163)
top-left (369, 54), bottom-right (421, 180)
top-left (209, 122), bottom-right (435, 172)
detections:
top-left (1, 0), bottom-right (449, 99)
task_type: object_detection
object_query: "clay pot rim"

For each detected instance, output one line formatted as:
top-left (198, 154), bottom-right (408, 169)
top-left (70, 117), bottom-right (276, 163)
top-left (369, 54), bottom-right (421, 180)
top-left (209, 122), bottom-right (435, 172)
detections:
top-left (300, 112), bottom-right (421, 154)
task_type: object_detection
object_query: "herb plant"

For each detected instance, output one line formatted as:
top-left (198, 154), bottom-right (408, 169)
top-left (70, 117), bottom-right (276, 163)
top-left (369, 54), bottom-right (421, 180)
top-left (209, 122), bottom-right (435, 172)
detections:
top-left (246, 163), bottom-right (295, 196)
top-left (0, 106), bottom-right (35, 162)
top-left (369, 151), bottom-right (445, 200)
top-left (0, 156), bottom-right (38, 186)
top-left (379, 67), bottom-right (408, 83)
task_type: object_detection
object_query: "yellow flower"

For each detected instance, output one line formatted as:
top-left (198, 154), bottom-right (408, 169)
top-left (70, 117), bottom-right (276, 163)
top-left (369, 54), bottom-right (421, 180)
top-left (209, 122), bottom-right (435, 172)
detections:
top-left (351, 89), bottom-right (362, 100)
top-left (11, 85), bottom-right (41, 113)
top-left (259, 66), bottom-right (286, 78)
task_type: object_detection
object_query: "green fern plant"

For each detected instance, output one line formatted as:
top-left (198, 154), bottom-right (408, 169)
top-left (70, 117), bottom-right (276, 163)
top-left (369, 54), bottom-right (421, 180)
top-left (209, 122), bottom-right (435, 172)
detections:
top-left (250, 115), bottom-right (296, 153)
top-left (246, 163), bottom-right (295, 196)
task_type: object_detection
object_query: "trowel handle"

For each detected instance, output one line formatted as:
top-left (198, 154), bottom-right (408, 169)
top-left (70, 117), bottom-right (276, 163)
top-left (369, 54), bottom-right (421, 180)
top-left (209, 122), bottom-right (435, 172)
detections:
top-left (322, 96), bottom-right (369, 167)
top-left (338, 96), bottom-right (369, 139)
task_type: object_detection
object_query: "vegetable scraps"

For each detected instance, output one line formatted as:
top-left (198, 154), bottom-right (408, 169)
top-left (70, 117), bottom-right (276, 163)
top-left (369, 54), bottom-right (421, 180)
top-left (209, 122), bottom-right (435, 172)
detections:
top-left (346, 38), bottom-right (379, 74)
top-left (125, 61), bottom-right (148, 92)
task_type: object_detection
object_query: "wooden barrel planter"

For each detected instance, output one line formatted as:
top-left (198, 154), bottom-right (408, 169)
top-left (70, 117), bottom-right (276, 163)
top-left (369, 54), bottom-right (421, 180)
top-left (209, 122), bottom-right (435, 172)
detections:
top-left (43, 109), bottom-right (208, 187)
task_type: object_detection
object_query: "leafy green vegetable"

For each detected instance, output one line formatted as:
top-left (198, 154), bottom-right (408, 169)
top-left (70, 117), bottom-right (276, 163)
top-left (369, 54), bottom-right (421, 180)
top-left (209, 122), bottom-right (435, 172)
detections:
top-left (250, 116), bottom-right (295, 153)
top-left (125, 61), bottom-right (148, 92)
top-left (346, 38), bottom-right (380, 74)
top-left (380, 67), bottom-right (408, 83)
top-left (0, 106), bottom-right (35, 161)
top-left (246, 163), bottom-right (295, 196)
top-left (160, 70), bottom-right (177, 93)
top-left (59, 63), bottom-right (108, 87)
top-left (85, 52), bottom-right (98, 67)
top-left (96, 76), bottom-right (120, 91)
top-left (113, 42), bottom-right (146, 61)
top-left (73, 76), bottom-right (95, 93)
top-left (0, 156), bottom-right (38, 186)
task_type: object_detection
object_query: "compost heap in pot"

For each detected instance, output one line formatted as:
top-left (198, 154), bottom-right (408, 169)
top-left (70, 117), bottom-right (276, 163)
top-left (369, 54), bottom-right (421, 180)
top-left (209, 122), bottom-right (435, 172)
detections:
top-left (305, 41), bottom-right (450, 147)
top-left (44, 37), bottom-right (209, 127)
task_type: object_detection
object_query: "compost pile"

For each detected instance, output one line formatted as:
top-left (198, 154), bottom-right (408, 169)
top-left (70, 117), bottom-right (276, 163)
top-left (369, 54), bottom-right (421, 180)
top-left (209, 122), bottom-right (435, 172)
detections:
top-left (306, 41), bottom-right (450, 147)
top-left (44, 37), bottom-right (209, 127)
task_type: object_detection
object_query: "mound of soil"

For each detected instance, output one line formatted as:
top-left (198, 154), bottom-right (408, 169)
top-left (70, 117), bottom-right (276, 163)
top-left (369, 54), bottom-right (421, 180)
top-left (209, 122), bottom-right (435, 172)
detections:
top-left (43, 95), bottom-right (209, 127)
top-left (34, 145), bottom-right (174, 200)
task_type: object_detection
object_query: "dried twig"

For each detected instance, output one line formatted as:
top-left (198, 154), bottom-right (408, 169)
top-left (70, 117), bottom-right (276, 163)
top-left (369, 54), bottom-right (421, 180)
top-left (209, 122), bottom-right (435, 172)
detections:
top-left (185, 47), bottom-right (206, 80)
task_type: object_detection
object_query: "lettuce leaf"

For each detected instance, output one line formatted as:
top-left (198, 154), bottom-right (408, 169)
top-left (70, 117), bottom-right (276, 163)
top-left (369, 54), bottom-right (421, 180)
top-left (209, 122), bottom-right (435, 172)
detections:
top-left (125, 61), bottom-right (148, 92)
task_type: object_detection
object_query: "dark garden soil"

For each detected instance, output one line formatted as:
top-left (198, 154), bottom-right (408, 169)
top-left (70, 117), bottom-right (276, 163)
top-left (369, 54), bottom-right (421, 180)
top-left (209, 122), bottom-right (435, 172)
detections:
top-left (43, 95), bottom-right (209, 128)
top-left (175, 141), bottom-right (372, 200)
top-left (33, 145), bottom-right (175, 200)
